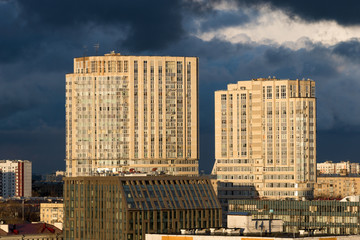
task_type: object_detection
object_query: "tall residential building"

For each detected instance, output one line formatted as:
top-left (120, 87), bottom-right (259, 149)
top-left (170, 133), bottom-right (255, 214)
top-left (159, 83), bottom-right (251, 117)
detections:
top-left (0, 160), bottom-right (32, 198)
top-left (66, 52), bottom-right (199, 177)
top-left (212, 78), bottom-right (316, 199)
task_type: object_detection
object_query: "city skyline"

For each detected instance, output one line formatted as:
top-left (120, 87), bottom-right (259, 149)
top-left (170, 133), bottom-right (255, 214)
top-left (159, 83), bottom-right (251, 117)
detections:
top-left (1, 0), bottom-right (360, 173)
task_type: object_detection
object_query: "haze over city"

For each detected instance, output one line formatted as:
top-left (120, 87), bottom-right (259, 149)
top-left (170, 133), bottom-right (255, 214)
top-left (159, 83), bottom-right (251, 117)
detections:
top-left (1, 0), bottom-right (360, 174)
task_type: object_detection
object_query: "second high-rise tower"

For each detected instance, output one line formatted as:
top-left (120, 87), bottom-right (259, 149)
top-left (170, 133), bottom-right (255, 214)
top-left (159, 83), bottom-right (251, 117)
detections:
top-left (212, 77), bottom-right (316, 199)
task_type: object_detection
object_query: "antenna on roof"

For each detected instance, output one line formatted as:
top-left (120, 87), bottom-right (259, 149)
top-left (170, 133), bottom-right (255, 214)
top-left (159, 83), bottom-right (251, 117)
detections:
top-left (94, 43), bottom-right (100, 55)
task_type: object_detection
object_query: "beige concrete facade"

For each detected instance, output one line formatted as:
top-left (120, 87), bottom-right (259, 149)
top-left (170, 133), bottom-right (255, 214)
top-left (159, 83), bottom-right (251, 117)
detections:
top-left (212, 78), bottom-right (316, 199)
top-left (317, 161), bottom-right (360, 175)
top-left (66, 52), bottom-right (199, 176)
top-left (315, 176), bottom-right (360, 198)
top-left (40, 203), bottom-right (64, 225)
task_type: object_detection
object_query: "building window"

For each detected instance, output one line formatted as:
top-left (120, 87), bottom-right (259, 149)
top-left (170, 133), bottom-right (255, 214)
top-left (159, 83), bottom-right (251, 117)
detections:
top-left (281, 85), bottom-right (286, 99)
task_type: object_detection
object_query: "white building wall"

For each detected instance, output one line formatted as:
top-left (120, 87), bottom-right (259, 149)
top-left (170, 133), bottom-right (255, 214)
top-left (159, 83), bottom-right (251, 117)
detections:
top-left (0, 160), bottom-right (32, 198)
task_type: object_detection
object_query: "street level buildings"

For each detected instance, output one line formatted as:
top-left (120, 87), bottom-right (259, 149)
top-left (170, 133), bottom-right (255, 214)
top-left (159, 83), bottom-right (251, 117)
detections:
top-left (0, 160), bottom-right (32, 198)
top-left (212, 78), bottom-right (316, 199)
top-left (64, 175), bottom-right (222, 240)
top-left (65, 52), bottom-right (199, 177)
top-left (147, 235), bottom-right (359, 240)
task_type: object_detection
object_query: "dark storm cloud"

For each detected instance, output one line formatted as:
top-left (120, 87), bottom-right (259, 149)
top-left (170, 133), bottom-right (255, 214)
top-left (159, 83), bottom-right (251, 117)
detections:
top-left (15, 0), bottom-right (185, 51)
top-left (0, 128), bottom-right (65, 172)
top-left (197, 9), bottom-right (255, 32)
top-left (0, 0), bottom-right (187, 64)
top-left (333, 39), bottom-right (360, 62)
top-left (229, 0), bottom-right (360, 25)
top-left (186, 0), bottom-right (360, 26)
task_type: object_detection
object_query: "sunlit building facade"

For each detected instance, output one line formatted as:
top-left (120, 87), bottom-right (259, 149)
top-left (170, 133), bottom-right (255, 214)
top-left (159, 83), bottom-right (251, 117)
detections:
top-left (317, 161), bottom-right (360, 175)
top-left (65, 52), bottom-right (199, 176)
top-left (40, 203), bottom-right (64, 225)
top-left (212, 78), bottom-right (316, 199)
top-left (315, 176), bottom-right (360, 198)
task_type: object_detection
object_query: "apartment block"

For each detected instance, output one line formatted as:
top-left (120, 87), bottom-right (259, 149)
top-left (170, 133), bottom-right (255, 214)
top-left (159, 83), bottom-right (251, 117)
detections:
top-left (317, 161), bottom-right (360, 174)
top-left (212, 78), bottom-right (316, 199)
top-left (0, 160), bottom-right (32, 198)
top-left (65, 52), bottom-right (199, 176)
top-left (40, 203), bottom-right (64, 225)
top-left (315, 175), bottom-right (360, 198)
top-left (64, 175), bottom-right (222, 240)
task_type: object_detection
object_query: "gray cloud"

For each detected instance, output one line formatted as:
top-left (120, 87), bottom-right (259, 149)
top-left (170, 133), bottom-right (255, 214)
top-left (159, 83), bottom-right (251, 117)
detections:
top-left (225, 0), bottom-right (360, 26)
top-left (333, 39), bottom-right (360, 62)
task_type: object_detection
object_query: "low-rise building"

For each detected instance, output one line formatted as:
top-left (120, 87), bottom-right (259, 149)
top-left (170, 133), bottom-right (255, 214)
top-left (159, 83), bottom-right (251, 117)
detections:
top-left (40, 203), bottom-right (63, 228)
top-left (317, 161), bottom-right (360, 175)
top-left (229, 199), bottom-right (360, 235)
top-left (315, 175), bottom-right (360, 198)
top-left (0, 160), bottom-right (32, 198)
top-left (64, 175), bottom-right (222, 240)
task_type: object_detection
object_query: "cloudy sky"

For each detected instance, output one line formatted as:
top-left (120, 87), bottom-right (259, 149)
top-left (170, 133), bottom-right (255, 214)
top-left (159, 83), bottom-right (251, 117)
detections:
top-left (1, 0), bottom-right (360, 174)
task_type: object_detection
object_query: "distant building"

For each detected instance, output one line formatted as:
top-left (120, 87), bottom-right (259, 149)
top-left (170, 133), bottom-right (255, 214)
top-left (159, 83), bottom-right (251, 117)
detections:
top-left (229, 198), bottom-right (360, 235)
top-left (40, 203), bottom-right (64, 226)
top-left (44, 171), bottom-right (65, 182)
top-left (0, 223), bottom-right (62, 239)
top-left (317, 161), bottom-right (360, 175)
top-left (0, 160), bottom-right (32, 198)
top-left (65, 52), bottom-right (199, 177)
top-left (315, 175), bottom-right (360, 198)
top-left (64, 175), bottom-right (221, 240)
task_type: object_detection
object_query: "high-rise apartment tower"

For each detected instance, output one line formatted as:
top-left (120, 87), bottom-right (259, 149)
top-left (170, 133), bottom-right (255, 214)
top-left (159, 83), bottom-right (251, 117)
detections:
top-left (212, 78), bottom-right (316, 199)
top-left (0, 160), bottom-right (32, 198)
top-left (66, 52), bottom-right (199, 176)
